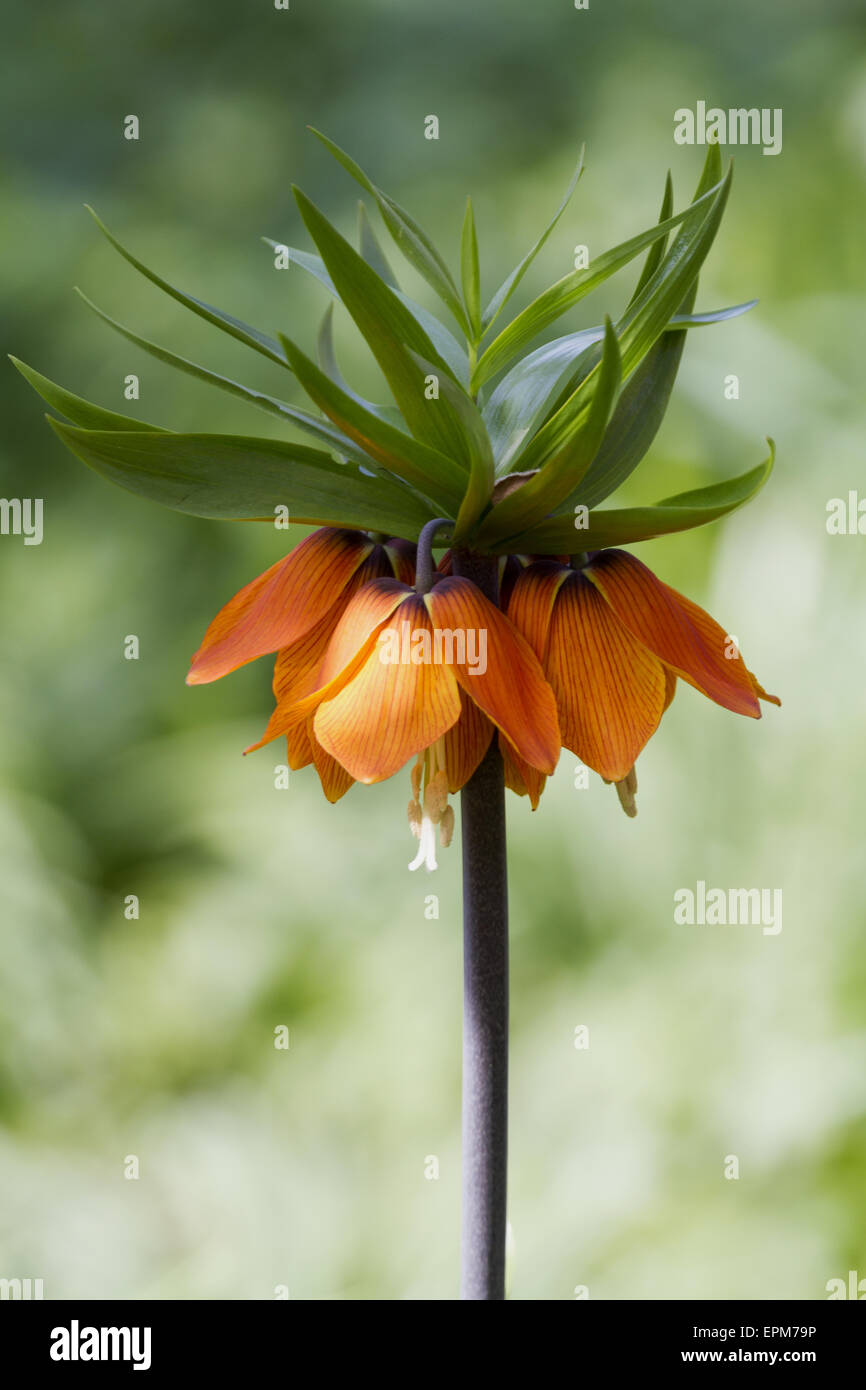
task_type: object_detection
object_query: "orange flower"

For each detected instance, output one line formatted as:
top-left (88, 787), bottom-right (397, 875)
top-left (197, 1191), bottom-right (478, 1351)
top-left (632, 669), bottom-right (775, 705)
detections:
top-left (507, 549), bottom-right (780, 816)
top-left (246, 574), bottom-right (561, 869)
top-left (186, 527), bottom-right (415, 799)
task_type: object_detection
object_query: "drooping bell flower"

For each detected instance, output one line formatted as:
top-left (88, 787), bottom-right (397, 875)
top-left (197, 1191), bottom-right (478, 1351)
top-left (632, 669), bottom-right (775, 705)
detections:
top-left (245, 572), bottom-right (560, 868)
top-left (186, 526), bottom-right (416, 799)
top-left (506, 548), bottom-right (780, 816)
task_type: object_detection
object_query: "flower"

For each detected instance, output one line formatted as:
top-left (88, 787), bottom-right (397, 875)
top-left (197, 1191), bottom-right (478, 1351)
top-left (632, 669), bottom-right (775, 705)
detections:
top-left (245, 571), bottom-right (560, 868)
top-left (506, 548), bottom-right (780, 815)
top-left (18, 134), bottom-right (781, 855)
top-left (186, 526), bottom-right (416, 799)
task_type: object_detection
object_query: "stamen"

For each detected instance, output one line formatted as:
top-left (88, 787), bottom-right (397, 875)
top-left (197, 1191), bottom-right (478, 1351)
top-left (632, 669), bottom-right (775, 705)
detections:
top-left (408, 815), bottom-right (438, 872)
top-left (614, 766), bottom-right (638, 818)
top-left (407, 743), bottom-right (453, 870)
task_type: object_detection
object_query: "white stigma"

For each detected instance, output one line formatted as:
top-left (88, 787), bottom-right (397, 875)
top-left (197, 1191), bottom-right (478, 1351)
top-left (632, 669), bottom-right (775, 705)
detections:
top-left (408, 815), bottom-right (438, 872)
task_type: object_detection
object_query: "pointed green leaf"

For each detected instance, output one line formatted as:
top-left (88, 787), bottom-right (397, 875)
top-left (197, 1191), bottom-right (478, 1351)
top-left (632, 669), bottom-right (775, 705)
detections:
top-left (279, 332), bottom-right (464, 514)
top-left (86, 207), bottom-right (288, 366)
top-left (481, 146), bottom-right (585, 332)
top-left (669, 301), bottom-right (756, 327)
top-left (482, 330), bottom-right (601, 474)
top-left (514, 161), bottom-right (733, 506)
top-left (293, 187), bottom-right (472, 463)
top-left (477, 317), bottom-right (623, 546)
top-left (481, 300), bottom-right (753, 478)
top-left (10, 357), bottom-right (165, 432)
top-left (407, 351), bottom-right (494, 544)
top-left (71, 290), bottom-right (379, 466)
top-left (315, 304), bottom-right (406, 434)
top-left (572, 326), bottom-right (693, 511)
top-left (357, 201), bottom-right (400, 288)
top-left (565, 167), bottom-right (733, 510)
top-left (628, 171), bottom-right (673, 307)
top-left (47, 419), bottom-right (435, 534)
top-left (501, 442), bottom-right (775, 554)
top-left (460, 197), bottom-right (482, 340)
top-left (612, 167), bottom-right (732, 387)
top-left (471, 177), bottom-right (723, 391)
top-left (308, 127), bottom-right (469, 334)
top-left (266, 234), bottom-right (468, 381)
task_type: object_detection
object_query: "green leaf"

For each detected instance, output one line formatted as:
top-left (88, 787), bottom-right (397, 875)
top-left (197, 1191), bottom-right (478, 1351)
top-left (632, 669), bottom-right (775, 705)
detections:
top-left (512, 159), bottom-right (733, 506)
top-left (628, 171), bottom-right (673, 307)
top-left (669, 301), bottom-right (756, 327)
top-left (10, 357), bottom-right (165, 432)
top-left (47, 419), bottom-right (436, 535)
top-left (308, 127), bottom-right (469, 334)
top-left (563, 164), bottom-right (733, 509)
top-left (501, 441), bottom-right (775, 554)
top-left (481, 146), bottom-right (585, 332)
top-left (406, 352), bottom-right (494, 544)
top-left (477, 317), bottom-right (623, 546)
top-left (357, 201), bottom-right (400, 288)
top-left (572, 326), bottom-right (694, 511)
top-left (471, 178), bottom-right (722, 391)
top-left (266, 234), bottom-right (469, 381)
top-left (482, 330), bottom-right (601, 474)
top-left (481, 301), bottom-right (753, 478)
top-left (612, 167), bottom-right (732, 388)
top-left (315, 304), bottom-right (406, 435)
top-left (460, 197), bottom-right (482, 340)
top-left (86, 207), bottom-right (288, 366)
top-left (293, 187), bottom-right (472, 461)
top-left (279, 332), bottom-right (465, 514)
top-left (71, 290), bottom-right (379, 466)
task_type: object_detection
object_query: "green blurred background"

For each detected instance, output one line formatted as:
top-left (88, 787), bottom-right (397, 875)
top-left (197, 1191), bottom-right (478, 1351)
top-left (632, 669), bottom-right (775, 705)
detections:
top-left (2, 0), bottom-right (865, 1300)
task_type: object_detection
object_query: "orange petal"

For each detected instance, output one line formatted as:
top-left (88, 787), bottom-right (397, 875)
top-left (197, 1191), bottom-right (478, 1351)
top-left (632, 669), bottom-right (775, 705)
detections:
top-left (310, 732), bottom-right (355, 802)
top-left (585, 551), bottom-right (761, 718)
top-left (442, 691), bottom-right (495, 793)
top-left (662, 667), bottom-right (677, 713)
top-left (247, 579), bottom-right (412, 751)
top-left (425, 577), bottom-right (561, 775)
top-left (286, 724), bottom-right (314, 770)
top-left (500, 734), bottom-right (547, 809)
top-left (546, 572), bottom-right (667, 782)
top-left (245, 619), bottom-right (337, 755)
top-left (384, 538), bottom-right (417, 586)
top-left (313, 596), bottom-right (462, 783)
top-left (506, 560), bottom-right (570, 660)
top-left (664, 583), bottom-right (781, 707)
top-left (270, 548), bottom-right (397, 707)
top-left (187, 527), bottom-right (372, 685)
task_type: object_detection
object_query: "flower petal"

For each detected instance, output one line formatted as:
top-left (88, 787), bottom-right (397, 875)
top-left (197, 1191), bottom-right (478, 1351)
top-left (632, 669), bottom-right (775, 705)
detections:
top-left (425, 577), bottom-right (561, 775)
top-left (506, 560), bottom-right (570, 659)
top-left (384, 538), bottom-right (417, 586)
top-left (310, 733), bottom-right (355, 802)
top-left (442, 691), bottom-right (495, 793)
top-left (546, 572), bottom-right (667, 782)
top-left (187, 527), bottom-right (372, 685)
top-left (585, 550), bottom-right (761, 717)
top-left (246, 578), bottom-right (411, 752)
top-left (286, 724), bottom-right (314, 770)
top-left (500, 735), bottom-right (547, 809)
top-left (663, 582), bottom-right (781, 707)
top-left (313, 596), bottom-right (462, 783)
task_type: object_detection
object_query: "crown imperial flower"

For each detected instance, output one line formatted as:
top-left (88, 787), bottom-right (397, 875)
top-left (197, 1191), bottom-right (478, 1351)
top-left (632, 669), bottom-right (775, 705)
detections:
top-left (15, 132), bottom-right (777, 851)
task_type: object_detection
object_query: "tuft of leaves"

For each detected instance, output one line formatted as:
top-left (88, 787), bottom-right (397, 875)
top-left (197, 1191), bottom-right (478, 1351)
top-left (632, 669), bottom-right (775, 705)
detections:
top-left (13, 135), bottom-right (772, 551)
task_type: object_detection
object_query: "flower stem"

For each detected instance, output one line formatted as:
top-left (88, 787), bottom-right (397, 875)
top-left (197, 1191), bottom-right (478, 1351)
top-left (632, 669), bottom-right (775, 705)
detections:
top-left (452, 550), bottom-right (508, 1301)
